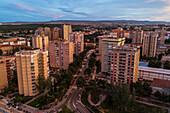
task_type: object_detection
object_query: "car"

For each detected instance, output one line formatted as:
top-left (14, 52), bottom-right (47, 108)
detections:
top-left (6, 106), bottom-right (11, 110)
top-left (17, 107), bottom-right (22, 111)
top-left (12, 104), bottom-right (15, 107)
top-left (7, 103), bottom-right (12, 106)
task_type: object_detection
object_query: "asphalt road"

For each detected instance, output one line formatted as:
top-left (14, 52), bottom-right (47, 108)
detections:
top-left (68, 89), bottom-right (91, 113)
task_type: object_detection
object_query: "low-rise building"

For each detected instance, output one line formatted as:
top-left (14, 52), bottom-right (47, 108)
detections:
top-left (138, 66), bottom-right (170, 81)
top-left (152, 78), bottom-right (170, 95)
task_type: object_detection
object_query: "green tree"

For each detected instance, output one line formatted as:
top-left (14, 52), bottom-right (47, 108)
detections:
top-left (95, 60), bottom-right (101, 73)
top-left (36, 74), bottom-right (46, 93)
top-left (76, 76), bottom-right (86, 87)
top-left (111, 84), bottom-right (129, 110)
top-left (163, 60), bottom-right (170, 69)
top-left (84, 68), bottom-right (91, 75)
top-left (59, 105), bottom-right (75, 113)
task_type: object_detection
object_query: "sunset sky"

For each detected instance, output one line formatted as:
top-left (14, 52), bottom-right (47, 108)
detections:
top-left (0, 0), bottom-right (170, 22)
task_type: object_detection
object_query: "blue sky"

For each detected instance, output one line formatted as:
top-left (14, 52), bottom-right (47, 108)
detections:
top-left (0, 0), bottom-right (170, 22)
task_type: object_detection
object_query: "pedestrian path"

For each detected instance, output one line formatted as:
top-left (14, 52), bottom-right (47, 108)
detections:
top-left (88, 94), bottom-right (106, 106)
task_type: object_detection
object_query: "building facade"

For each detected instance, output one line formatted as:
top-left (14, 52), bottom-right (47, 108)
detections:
top-left (49, 41), bottom-right (74, 69)
top-left (0, 58), bottom-right (8, 93)
top-left (69, 32), bottom-right (84, 55)
top-left (138, 66), bottom-right (170, 81)
top-left (101, 37), bottom-right (125, 72)
top-left (62, 24), bottom-right (72, 41)
top-left (32, 35), bottom-right (49, 50)
top-left (0, 56), bottom-right (16, 81)
top-left (102, 46), bottom-right (140, 85)
top-left (132, 30), bottom-right (144, 44)
top-left (15, 49), bottom-right (49, 96)
top-left (142, 32), bottom-right (158, 57)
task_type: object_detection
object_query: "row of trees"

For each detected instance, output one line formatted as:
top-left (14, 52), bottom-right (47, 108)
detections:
top-left (154, 91), bottom-right (170, 103)
top-left (130, 81), bottom-right (153, 97)
top-left (149, 60), bottom-right (170, 69)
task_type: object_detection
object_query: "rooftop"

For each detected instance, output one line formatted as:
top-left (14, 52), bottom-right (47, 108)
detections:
top-left (152, 78), bottom-right (170, 89)
top-left (139, 66), bottom-right (170, 75)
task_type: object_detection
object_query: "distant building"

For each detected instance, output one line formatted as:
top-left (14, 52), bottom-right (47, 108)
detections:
top-left (108, 46), bottom-right (140, 85)
top-left (161, 55), bottom-right (170, 62)
top-left (132, 30), bottom-right (143, 44)
top-left (52, 27), bottom-right (61, 40)
top-left (0, 56), bottom-right (16, 81)
top-left (101, 37), bottom-right (125, 72)
top-left (152, 78), bottom-right (170, 95)
top-left (0, 45), bottom-right (30, 55)
top-left (69, 32), bottom-right (84, 55)
top-left (62, 24), bottom-right (72, 41)
top-left (49, 41), bottom-right (74, 69)
top-left (98, 35), bottom-right (125, 56)
top-left (142, 32), bottom-right (158, 57)
top-left (0, 58), bottom-right (8, 93)
top-left (16, 49), bottom-right (49, 96)
top-left (32, 35), bottom-right (49, 50)
top-left (138, 66), bottom-right (170, 81)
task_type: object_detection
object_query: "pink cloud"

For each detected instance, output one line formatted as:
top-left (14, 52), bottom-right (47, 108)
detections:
top-left (12, 2), bottom-right (65, 19)
top-left (13, 3), bottom-right (35, 11)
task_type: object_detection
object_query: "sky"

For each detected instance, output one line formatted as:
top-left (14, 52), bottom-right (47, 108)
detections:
top-left (0, 0), bottom-right (170, 22)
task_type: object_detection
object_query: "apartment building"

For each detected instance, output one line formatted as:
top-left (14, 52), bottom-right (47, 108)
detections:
top-left (49, 41), bottom-right (74, 69)
top-left (52, 27), bottom-right (61, 40)
top-left (32, 35), bottom-right (49, 50)
top-left (142, 32), bottom-right (158, 57)
top-left (98, 35), bottom-right (125, 56)
top-left (132, 30), bottom-right (144, 44)
top-left (102, 46), bottom-right (140, 85)
top-left (101, 37), bottom-right (125, 71)
top-left (62, 24), bottom-right (72, 41)
top-left (15, 49), bottom-right (49, 96)
top-left (0, 58), bottom-right (8, 93)
top-left (69, 32), bottom-right (84, 55)
top-left (0, 56), bottom-right (16, 81)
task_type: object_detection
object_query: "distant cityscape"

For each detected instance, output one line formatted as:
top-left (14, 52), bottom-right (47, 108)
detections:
top-left (0, 22), bottom-right (170, 113)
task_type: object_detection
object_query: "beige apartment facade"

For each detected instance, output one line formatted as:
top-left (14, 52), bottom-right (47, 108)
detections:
top-left (109, 46), bottom-right (140, 85)
top-left (49, 41), bottom-right (74, 69)
top-left (62, 24), bottom-right (72, 41)
top-left (132, 30), bottom-right (144, 44)
top-left (142, 32), bottom-right (158, 57)
top-left (0, 58), bottom-right (8, 93)
top-left (101, 37), bottom-right (125, 72)
top-left (69, 32), bottom-right (84, 55)
top-left (32, 35), bottom-right (49, 50)
top-left (16, 49), bottom-right (49, 96)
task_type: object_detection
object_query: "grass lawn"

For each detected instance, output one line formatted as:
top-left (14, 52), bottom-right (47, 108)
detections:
top-left (27, 97), bottom-right (41, 108)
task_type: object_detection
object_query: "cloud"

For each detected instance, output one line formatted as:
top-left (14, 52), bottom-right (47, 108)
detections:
top-left (12, 2), bottom-right (65, 19)
top-left (144, 0), bottom-right (156, 3)
top-left (12, 3), bottom-right (35, 11)
top-left (58, 8), bottom-right (89, 16)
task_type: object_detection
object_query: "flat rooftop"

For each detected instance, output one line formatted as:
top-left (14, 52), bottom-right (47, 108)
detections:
top-left (139, 66), bottom-right (170, 75)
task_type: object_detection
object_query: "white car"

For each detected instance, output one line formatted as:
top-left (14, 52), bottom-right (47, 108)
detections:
top-left (6, 106), bottom-right (11, 110)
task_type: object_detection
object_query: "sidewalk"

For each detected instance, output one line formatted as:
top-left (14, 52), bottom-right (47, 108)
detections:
top-left (88, 94), bottom-right (106, 106)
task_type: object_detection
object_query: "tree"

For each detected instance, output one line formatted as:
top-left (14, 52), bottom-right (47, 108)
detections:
top-left (163, 60), bottom-right (170, 69)
top-left (0, 49), bottom-right (3, 55)
top-left (36, 74), bottom-right (46, 93)
top-left (84, 68), bottom-right (91, 75)
top-left (95, 60), bottom-right (101, 73)
top-left (59, 105), bottom-right (75, 113)
top-left (76, 76), bottom-right (86, 87)
top-left (110, 84), bottom-right (130, 110)
top-left (158, 53), bottom-right (164, 60)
